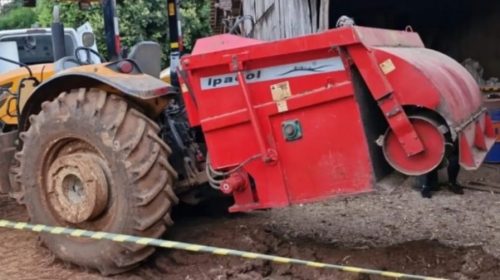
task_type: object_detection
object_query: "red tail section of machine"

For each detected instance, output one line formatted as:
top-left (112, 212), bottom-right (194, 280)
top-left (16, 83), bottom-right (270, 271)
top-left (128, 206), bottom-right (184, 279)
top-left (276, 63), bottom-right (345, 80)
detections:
top-left (367, 45), bottom-right (495, 170)
top-left (180, 26), bottom-right (493, 212)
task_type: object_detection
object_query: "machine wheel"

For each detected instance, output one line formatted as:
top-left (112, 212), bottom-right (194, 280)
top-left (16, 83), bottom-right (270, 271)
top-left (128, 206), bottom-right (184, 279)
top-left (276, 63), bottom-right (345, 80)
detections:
top-left (14, 88), bottom-right (178, 275)
top-left (382, 116), bottom-right (446, 176)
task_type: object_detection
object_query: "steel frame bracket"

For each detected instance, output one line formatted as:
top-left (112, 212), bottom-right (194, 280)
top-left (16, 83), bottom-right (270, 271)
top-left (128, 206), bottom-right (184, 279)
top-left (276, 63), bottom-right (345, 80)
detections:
top-left (231, 54), bottom-right (277, 163)
top-left (347, 45), bottom-right (425, 156)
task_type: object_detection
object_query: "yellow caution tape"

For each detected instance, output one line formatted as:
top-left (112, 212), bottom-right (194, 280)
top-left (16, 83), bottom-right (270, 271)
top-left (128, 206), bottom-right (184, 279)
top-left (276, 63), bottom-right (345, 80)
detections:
top-left (0, 219), bottom-right (447, 280)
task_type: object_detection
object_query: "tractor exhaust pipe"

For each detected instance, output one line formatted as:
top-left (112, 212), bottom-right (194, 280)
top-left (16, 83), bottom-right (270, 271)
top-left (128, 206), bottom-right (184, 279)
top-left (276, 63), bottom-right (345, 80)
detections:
top-left (102, 0), bottom-right (121, 61)
top-left (51, 5), bottom-right (66, 61)
top-left (167, 0), bottom-right (183, 86)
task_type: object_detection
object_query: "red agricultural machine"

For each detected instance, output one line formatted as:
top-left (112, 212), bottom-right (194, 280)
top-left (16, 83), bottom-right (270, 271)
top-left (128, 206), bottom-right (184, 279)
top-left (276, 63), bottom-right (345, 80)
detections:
top-left (0, 0), bottom-right (494, 275)
top-left (181, 26), bottom-right (495, 211)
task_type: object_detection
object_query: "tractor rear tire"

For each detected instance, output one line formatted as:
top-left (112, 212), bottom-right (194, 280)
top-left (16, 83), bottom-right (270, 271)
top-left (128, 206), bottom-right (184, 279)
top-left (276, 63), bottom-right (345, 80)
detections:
top-left (14, 88), bottom-right (178, 275)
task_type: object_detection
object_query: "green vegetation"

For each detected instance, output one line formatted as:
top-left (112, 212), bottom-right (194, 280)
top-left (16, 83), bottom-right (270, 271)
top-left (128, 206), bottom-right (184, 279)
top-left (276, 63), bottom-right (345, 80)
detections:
top-left (1, 0), bottom-right (212, 65)
top-left (0, 0), bottom-right (37, 30)
top-left (180, 0), bottom-right (211, 51)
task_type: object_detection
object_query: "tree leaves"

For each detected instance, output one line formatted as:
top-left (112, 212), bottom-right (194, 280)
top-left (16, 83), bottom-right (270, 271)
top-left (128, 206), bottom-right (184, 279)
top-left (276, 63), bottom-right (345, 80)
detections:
top-left (33, 0), bottom-right (212, 66)
top-left (180, 0), bottom-right (211, 52)
top-left (0, 0), bottom-right (36, 30)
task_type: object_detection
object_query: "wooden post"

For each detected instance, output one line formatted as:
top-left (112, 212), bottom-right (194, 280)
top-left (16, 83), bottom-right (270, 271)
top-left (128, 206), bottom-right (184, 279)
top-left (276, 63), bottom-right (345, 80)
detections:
top-left (318, 0), bottom-right (330, 32)
top-left (242, 0), bottom-right (330, 41)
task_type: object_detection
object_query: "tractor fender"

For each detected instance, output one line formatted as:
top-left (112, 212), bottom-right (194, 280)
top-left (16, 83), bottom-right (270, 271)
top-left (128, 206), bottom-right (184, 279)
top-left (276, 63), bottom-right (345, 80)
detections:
top-left (19, 72), bottom-right (176, 132)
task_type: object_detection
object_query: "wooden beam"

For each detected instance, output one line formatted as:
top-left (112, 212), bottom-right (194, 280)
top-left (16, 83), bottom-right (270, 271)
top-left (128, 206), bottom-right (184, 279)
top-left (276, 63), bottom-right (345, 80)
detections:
top-left (243, 0), bottom-right (329, 41)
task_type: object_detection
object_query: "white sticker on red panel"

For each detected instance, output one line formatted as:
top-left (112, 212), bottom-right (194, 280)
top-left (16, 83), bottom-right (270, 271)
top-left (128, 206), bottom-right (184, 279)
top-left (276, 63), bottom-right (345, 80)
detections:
top-left (200, 57), bottom-right (345, 90)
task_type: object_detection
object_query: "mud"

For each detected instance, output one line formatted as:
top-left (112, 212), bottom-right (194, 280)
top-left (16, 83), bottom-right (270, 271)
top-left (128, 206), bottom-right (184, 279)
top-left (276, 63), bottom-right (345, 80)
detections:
top-left (0, 165), bottom-right (500, 279)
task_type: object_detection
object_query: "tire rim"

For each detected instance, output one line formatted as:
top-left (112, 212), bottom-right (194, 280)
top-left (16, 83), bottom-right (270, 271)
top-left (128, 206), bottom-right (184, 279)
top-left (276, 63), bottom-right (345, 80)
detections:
top-left (382, 116), bottom-right (446, 176)
top-left (47, 153), bottom-right (109, 224)
top-left (42, 138), bottom-right (112, 227)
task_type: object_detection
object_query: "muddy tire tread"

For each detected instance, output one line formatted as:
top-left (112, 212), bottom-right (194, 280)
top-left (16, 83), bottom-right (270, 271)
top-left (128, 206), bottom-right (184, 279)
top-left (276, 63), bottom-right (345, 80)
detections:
top-left (16, 88), bottom-right (178, 275)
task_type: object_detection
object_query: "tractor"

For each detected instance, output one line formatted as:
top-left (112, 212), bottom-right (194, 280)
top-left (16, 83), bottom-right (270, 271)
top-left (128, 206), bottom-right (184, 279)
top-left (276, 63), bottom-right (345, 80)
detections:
top-left (0, 0), bottom-right (495, 275)
top-left (0, 10), bottom-right (99, 193)
top-left (0, 0), bottom-right (204, 274)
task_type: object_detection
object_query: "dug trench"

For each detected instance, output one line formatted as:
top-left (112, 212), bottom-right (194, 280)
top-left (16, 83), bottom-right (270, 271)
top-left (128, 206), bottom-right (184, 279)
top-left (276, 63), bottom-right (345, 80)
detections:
top-left (0, 165), bottom-right (500, 279)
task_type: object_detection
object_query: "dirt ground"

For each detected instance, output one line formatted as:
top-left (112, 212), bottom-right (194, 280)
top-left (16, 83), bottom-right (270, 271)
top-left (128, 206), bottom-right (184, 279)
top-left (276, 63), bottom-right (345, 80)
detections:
top-left (1, 165), bottom-right (500, 280)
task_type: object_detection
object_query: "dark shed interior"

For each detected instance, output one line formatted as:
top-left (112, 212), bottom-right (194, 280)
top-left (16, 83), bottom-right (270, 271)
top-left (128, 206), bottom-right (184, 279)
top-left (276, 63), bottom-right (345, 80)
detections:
top-left (329, 0), bottom-right (500, 78)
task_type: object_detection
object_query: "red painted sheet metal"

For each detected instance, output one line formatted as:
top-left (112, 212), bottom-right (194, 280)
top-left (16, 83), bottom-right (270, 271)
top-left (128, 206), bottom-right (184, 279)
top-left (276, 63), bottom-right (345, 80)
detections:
top-left (373, 47), bottom-right (481, 126)
top-left (191, 34), bottom-right (263, 55)
top-left (457, 111), bottom-right (496, 169)
top-left (186, 28), bottom-right (360, 71)
top-left (182, 26), bottom-right (492, 212)
top-left (369, 46), bottom-right (493, 170)
top-left (184, 32), bottom-right (375, 211)
top-left (353, 27), bottom-right (425, 48)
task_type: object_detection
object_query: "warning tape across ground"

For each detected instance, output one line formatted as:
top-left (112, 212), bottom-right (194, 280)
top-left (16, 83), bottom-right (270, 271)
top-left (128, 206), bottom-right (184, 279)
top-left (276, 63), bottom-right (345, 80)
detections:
top-left (0, 219), bottom-right (447, 280)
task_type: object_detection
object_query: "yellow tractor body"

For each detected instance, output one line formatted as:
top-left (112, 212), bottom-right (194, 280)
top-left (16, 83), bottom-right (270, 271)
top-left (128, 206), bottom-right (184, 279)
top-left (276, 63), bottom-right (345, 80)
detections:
top-left (0, 64), bottom-right (55, 125)
top-left (0, 1), bottom-right (186, 275)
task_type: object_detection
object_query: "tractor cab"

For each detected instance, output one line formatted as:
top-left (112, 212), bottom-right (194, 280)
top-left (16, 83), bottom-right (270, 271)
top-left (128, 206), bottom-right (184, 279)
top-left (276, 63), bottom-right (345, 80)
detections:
top-left (0, 24), bottom-right (99, 74)
top-left (0, 9), bottom-right (100, 128)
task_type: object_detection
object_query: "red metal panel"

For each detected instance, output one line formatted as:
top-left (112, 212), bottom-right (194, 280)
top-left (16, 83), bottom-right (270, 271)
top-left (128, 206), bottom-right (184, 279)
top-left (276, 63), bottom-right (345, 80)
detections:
top-left (270, 97), bottom-right (373, 203)
top-left (182, 26), bottom-right (493, 212)
top-left (370, 47), bottom-right (495, 169)
top-left (372, 47), bottom-right (481, 126)
top-left (347, 45), bottom-right (425, 157)
top-left (178, 72), bottom-right (201, 126)
top-left (190, 34), bottom-right (262, 55)
top-left (458, 112), bottom-right (496, 169)
top-left (184, 28), bottom-right (359, 70)
top-left (352, 27), bottom-right (425, 48)
top-left (184, 34), bottom-right (375, 210)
